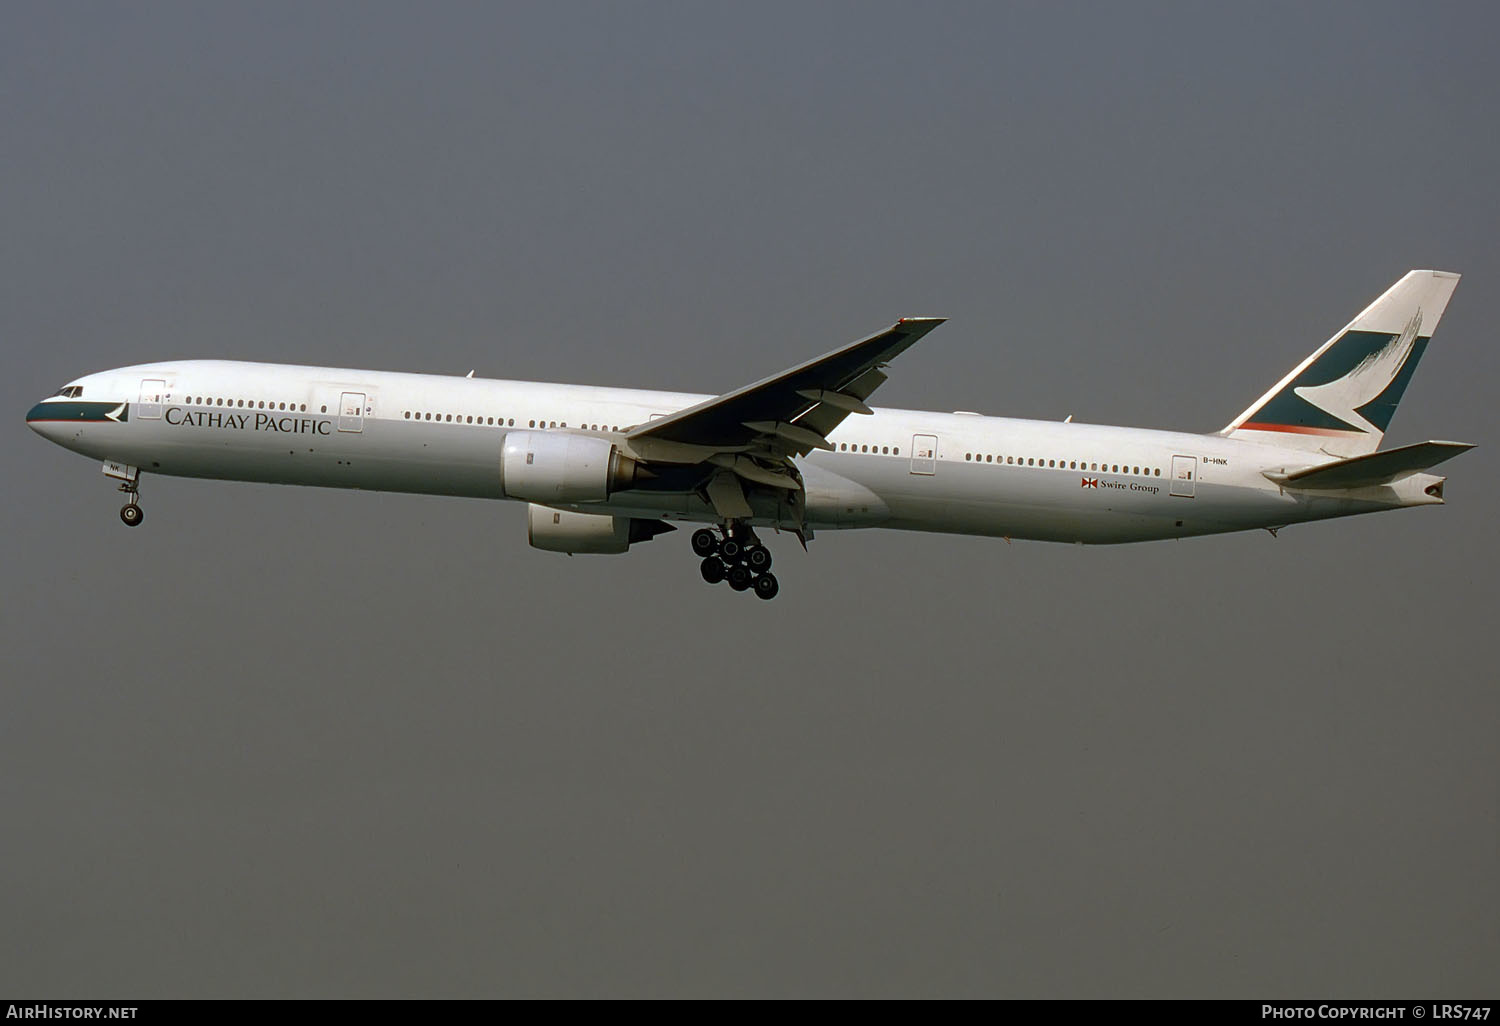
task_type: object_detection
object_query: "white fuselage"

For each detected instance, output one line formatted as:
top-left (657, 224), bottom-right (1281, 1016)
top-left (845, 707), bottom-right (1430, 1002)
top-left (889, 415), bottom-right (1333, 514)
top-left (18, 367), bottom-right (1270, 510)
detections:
top-left (26, 359), bottom-right (1444, 544)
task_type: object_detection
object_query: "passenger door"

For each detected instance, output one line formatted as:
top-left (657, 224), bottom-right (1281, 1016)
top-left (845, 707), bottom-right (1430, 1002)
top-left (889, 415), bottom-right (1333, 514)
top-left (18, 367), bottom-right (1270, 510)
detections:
top-left (910, 434), bottom-right (938, 475)
top-left (1170, 455), bottom-right (1197, 498)
top-left (138, 379), bottom-right (166, 420)
top-left (338, 392), bottom-right (366, 433)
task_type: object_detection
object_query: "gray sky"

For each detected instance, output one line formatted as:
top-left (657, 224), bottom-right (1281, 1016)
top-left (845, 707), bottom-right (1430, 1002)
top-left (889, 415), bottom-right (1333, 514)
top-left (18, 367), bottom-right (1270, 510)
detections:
top-left (3, 0), bottom-right (1496, 998)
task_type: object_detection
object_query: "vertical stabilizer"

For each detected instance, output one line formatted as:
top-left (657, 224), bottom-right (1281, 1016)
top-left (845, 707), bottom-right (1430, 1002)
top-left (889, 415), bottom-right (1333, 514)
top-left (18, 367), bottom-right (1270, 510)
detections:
top-left (1222, 270), bottom-right (1459, 457)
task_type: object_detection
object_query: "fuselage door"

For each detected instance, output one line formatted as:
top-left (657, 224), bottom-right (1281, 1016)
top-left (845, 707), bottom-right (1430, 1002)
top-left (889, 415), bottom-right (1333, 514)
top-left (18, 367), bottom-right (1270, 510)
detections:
top-left (911, 434), bottom-right (938, 475)
top-left (138, 379), bottom-right (166, 420)
top-left (1170, 454), bottom-right (1197, 497)
top-left (338, 392), bottom-right (366, 433)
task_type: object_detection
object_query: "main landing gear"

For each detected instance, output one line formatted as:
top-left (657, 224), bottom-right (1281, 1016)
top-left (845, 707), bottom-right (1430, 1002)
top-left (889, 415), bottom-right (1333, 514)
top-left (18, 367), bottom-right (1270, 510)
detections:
top-left (692, 525), bottom-right (779, 600)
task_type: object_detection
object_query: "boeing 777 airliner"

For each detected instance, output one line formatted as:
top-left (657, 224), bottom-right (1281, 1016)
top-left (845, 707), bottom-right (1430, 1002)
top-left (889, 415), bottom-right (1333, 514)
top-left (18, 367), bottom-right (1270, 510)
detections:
top-left (27, 270), bottom-right (1472, 599)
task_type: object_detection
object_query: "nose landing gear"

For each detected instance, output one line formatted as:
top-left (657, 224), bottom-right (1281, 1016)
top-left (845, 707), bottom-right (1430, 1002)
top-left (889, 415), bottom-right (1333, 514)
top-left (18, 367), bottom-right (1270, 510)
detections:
top-left (116, 476), bottom-right (144, 527)
top-left (691, 525), bottom-right (780, 600)
top-left (103, 461), bottom-right (145, 527)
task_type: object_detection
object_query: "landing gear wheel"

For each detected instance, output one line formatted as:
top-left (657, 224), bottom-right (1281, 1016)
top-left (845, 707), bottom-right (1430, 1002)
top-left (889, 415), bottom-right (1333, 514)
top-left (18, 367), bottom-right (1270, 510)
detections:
top-left (691, 528), bottom-right (719, 557)
top-left (745, 545), bottom-right (772, 572)
top-left (120, 503), bottom-right (144, 527)
top-left (727, 564), bottom-right (752, 591)
top-left (700, 556), bottom-right (727, 584)
top-left (753, 572), bottom-right (780, 601)
top-left (720, 537), bottom-right (743, 563)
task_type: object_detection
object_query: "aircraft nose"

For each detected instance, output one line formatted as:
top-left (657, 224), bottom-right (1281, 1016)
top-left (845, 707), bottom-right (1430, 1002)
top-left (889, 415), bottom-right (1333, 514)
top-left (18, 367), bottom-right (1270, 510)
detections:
top-left (26, 401), bottom-right (60, 439)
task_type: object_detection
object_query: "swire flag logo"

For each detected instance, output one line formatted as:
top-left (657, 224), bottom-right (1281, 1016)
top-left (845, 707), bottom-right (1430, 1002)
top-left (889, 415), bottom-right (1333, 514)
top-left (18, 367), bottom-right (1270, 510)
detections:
top-left (1081, 477), bottom-right (1098, 488)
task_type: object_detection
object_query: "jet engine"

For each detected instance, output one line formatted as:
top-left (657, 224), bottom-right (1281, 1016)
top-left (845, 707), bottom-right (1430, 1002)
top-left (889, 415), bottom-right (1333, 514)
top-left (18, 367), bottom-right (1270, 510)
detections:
top-left (527, 505), bottom-right (676, 554)
top-left (500, 431), bottom-right (643, 503)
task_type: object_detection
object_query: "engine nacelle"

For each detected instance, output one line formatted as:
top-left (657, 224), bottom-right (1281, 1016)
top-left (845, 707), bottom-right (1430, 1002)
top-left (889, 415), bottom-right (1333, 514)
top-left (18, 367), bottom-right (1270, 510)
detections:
top-left (527, 505), bottom-right (675, 555)
top-left (500, 431), bottom-right (642, 503)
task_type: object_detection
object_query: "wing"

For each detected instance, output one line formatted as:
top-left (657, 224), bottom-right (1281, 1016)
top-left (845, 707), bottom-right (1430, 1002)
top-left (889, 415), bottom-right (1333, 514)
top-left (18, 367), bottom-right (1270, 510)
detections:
top-left (627, 317), bottom-right (946, 457)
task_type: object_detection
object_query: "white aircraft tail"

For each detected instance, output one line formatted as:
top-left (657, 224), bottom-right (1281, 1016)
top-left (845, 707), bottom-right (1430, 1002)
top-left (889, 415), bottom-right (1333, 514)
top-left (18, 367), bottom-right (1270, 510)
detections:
top-left (1222, 270), bottom-right (1460, 457)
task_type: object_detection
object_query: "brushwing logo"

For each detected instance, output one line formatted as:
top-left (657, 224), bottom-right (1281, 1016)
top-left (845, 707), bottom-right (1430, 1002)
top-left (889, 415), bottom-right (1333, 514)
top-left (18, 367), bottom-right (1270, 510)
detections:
top-left (1292, 310), bottom-right (1422, 435)
top-left (104, 403), bottom-right (127, 422)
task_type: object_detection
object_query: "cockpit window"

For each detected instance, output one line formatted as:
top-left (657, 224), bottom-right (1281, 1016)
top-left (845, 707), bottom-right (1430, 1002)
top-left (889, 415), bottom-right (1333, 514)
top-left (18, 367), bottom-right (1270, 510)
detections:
top-left (52, 385), bottom-right (84, 398)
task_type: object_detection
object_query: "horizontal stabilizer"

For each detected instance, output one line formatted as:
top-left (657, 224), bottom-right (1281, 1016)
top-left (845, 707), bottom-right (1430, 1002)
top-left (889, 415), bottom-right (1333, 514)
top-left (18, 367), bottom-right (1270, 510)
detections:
top-left (1265, 440), bottom-right (1474, 490)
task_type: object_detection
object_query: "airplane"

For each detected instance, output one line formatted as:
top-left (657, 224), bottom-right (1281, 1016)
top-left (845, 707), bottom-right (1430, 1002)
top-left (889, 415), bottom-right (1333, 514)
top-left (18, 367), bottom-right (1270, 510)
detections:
top-left (26, 269), bottom-right (1473, 600)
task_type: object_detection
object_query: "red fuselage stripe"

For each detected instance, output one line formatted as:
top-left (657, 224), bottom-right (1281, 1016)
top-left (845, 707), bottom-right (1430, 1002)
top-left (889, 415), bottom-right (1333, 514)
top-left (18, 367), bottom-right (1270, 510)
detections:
top-left (1237, 422), bottom-right (1363, 437)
